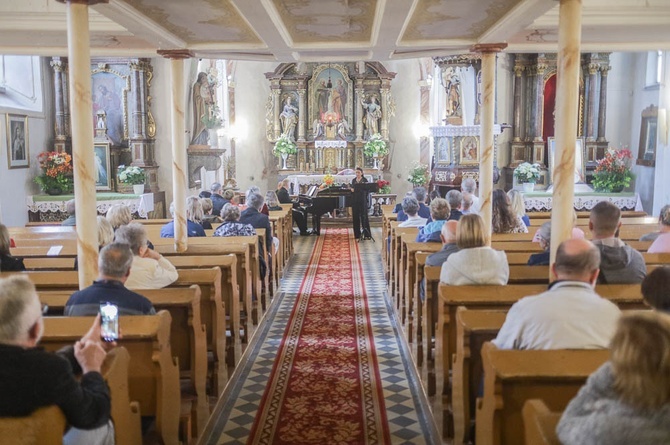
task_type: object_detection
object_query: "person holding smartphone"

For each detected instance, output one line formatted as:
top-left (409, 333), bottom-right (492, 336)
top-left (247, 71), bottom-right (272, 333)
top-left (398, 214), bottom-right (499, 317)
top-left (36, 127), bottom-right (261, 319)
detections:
top-left (0, 275), bottom-right (115, 444)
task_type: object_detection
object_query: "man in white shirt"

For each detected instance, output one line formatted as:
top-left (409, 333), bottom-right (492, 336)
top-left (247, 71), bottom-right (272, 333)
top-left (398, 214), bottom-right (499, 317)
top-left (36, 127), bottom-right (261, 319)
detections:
top-left (492, 238), bottom-right (621, 350)
top-left (397, 196), bottom-right (427, 228)
top-left (461, 177), bottom-right (480, 214)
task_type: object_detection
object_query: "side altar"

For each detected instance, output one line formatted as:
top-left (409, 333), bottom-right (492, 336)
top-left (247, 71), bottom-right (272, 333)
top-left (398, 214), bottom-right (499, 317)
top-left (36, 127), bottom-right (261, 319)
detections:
top-left (265, 62), bottom-right (396, 172)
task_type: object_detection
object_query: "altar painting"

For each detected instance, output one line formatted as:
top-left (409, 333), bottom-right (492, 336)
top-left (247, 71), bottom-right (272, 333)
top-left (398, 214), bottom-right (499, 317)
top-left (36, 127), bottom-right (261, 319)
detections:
top-left (91, 72), bottom-right (128, 146)
top-left (310, 66), bottom-right (352, 129)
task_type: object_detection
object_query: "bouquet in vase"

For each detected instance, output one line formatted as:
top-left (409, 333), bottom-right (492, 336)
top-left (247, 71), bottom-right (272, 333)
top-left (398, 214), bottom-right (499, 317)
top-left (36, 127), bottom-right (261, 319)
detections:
top-left (592, 149), bottom-right (634, 193)
top-left (407, 162), bottom-right (430, 187)
top-left (35, 151), bottom-right (74, 194)
top-left (377, 179), bottom-right (391, 194)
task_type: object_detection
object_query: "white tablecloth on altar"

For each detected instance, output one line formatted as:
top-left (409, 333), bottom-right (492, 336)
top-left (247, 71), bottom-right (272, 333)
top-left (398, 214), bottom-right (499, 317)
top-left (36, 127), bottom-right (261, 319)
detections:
top-left (27, 193), bottom-right (155, 218)
top-left (287, 174), bottom-right (374, 194)
top-left (522, 192), bottom-right (642, 212)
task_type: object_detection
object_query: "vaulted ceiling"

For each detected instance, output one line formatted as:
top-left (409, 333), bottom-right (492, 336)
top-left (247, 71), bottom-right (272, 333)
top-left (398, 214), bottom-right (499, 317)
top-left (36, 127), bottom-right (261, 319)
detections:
top-left (0, 0), bottom-right (669, 60)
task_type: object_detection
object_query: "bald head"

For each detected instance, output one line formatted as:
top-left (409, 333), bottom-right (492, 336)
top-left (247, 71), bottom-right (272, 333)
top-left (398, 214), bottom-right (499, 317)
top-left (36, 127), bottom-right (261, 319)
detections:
top-left (440, 220), bottom-right (458, 245)
top-left (553, 238), bottom-right (601, 284)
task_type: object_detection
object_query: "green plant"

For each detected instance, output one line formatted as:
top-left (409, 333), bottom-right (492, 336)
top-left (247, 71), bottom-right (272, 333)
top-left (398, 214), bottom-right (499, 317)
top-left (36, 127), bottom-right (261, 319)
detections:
top-left (117, 165), bottom-right (146, 185)
top-left (202, 104), bottom-right (224, 129)
top-left (407, 162), bottom-right (430, 187)
top-left (513, 162), bottom-right (542, 183)
top-left (592, 149), bottom-right (634, 192)
top-left (273, 135), bottom-right (297, 156)
top-left (363, 133), bottom-right (389, 157)
top-left (34, 151), bottom-right (74, 193)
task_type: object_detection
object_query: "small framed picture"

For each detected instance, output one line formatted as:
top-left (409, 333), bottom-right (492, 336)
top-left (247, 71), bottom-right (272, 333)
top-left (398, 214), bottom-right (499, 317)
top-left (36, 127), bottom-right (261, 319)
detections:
top-left (6, 114), bottom-right (29, 169)
top-left (94, 142), bottom-right (112, 191)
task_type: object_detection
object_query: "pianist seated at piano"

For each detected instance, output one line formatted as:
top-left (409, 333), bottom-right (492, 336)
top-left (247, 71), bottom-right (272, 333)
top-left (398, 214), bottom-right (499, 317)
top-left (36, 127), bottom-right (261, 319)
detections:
top-left (277, 179), bottom-right (310, 236)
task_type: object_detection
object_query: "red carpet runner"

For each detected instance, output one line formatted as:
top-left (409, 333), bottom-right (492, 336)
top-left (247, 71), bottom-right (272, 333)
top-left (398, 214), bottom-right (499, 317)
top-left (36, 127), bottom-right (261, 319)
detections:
top-left (247, 228), bottom-right (390, 444)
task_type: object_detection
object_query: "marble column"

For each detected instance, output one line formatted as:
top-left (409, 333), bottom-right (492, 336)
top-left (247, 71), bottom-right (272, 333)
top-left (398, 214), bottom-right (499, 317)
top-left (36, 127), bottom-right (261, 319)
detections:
top-left (534, 63), bottom-right (546, 142)
top-left (380, 88), bottom-right (390, 140)
top-left (60, 0), bottom-right (103, 288)
top-left (297, 89), bottom-right (306, 141)
top-left (158, 49), bottom-right (193, 252)
top-left (471, 43), bottom-right (507, 240)
top-left (550, 0), bottom-right (582, 266)
top-left (512, 64), bottom-right (524, 142)
top-left (272, 87), bottom-right (281, 140)
top-left (355, 77), bottom-right (364, 141)
top-left (419, 80), bottom-right (431, 166)
top-left (50, 57), bottom-right (70, 153)
top-left (586, 63), bottom-right (599, 141)
top-left (597, 66), bottom-right (610, 142)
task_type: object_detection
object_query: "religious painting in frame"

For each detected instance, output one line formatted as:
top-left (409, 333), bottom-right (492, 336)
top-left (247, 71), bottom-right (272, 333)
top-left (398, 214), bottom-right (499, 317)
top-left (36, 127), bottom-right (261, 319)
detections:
top-left (91, 67), bottom-right (130, 147)
top-left (6, 114), bottom-right (29, 169)
top-left (637, 105), bottom-right (657, 167)
top-left (308, 64), bottom-right (353, 135)
top-left (547, 137), bottom-right (585, 186)
top-left (94, 142), bottom-right (112, 191)
top-left (459, 136), bottom-right (479, 165)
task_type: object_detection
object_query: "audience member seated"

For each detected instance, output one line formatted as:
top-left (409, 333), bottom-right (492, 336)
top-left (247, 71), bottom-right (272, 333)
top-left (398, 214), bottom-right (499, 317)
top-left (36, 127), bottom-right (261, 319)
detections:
top-left (461, 192), bottom-right (474, 215)
top-left (532, 209), bottom-right (584, 242)
top-left (648, 205), bottom-right (670, 253)
top-left (247, 186), bottom-right (270, 215)
top-left (200, 197), bottom-right (222, 228)
top-left (427, 189), bottom-right (440, 205)
top-left (461, 178), bottom-right (480, 214)
top-left (240, 192), bottom-right (272, 279)
top-left (61, 199), bottom-right (77, 226)
top-left (420, 221), bottom-right (459, 307)
top-left (640, 204), bottom-right (670, 242)
top-left (265, 190), bottom-right (283, 211)
top-left (641, 266), bottom-right (670, 313)
top-left (160, 197), bottom-right (207, 237)
top-left (492, 238), bottom-right (621, 350)
top-left (397, 197), bottom-right (427, 228)
top-left (440, 214), bottom-right (509, 285)
top-left (590, 201), bottom-right (646, 284)
top-left (0, 223), bottom-right (25, 271)
top-left (557, 312), bottom-right (670, 445)
top-left (277, 179), bottom-right (310, 236)
top-left (397, 187), bottom-right (431, 222)
top-left (66, 243), bottom-right (156, 316)
top-left (0, 275), bottom-right (114, 444)
top-left (416, 198), bottom-right (450, 243)
top-left (115, 223), bottom-right (178, 289)
top-left (492, 189), bottom-right (528, 233)
top-left (446, 190), bottom-right (463, 221)
top-left (528, 221), bottom-right (551, 266)
top-left (198, 190), bottom-right (211, 199)
top-left (96, 216), bottom-right (114, 250)
top-left (393, 191), bottom-right (412, 213)
top-left (105, 204), bottom-right (133, 231)
top-left (210, 182), bottom-right (227, 217)
top-left (507, 189), bottom-right (530, 227)
top-left (213, 204), bottom-right (256, 237)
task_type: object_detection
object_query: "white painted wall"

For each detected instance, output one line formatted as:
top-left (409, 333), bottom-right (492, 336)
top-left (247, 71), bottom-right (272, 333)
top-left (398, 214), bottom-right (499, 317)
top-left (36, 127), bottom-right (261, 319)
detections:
top-left (652, 51), bottom-right (670, 216)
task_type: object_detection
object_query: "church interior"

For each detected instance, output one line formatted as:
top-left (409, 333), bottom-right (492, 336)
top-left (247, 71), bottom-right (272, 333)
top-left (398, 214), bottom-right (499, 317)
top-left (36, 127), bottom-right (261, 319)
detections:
top-left (0, 0), bottom-right (670, 444)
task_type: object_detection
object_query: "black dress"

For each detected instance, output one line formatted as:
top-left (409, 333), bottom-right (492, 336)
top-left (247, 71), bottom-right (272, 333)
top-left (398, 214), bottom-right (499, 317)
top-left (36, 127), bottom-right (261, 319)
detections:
top-left (351, 177), bottom-right (371, 239)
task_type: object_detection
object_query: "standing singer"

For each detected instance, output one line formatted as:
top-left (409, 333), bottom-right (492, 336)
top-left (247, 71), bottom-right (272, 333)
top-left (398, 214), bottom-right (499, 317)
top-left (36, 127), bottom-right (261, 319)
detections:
top-left (350, 167), bottom-right (371, 241)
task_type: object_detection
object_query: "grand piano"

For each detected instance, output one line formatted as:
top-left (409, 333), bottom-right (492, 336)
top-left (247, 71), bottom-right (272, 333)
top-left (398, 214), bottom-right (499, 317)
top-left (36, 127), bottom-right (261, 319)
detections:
top-left (299, 185), bottom-right (352, 235)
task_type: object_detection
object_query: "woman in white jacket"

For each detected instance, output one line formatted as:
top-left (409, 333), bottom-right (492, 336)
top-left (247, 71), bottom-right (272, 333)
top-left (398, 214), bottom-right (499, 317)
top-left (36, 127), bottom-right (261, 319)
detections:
top-left (440, 213), bottom-right (509, 285)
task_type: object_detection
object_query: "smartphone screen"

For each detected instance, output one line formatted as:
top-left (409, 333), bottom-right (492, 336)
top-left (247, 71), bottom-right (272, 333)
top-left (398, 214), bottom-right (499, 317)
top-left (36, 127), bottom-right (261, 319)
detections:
top-left (100, 302), bottom-right (119, 342)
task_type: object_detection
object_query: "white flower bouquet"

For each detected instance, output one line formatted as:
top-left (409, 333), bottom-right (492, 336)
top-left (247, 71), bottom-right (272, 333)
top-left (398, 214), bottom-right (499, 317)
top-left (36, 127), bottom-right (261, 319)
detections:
top-left (407, 162), bottom-right (430, 187)
top-left (513, 162), bottom-right (542, 183)
top-left (117, 165), bottom-right (145, 185)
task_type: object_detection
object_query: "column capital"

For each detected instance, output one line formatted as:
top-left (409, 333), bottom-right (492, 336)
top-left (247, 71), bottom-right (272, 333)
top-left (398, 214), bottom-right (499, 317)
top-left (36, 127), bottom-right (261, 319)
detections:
top-left (55, 0), bottom-right (108, 4)
top-left (470, 43), bottom-right (508, 54)
top-left (513, 65), bottom-right (525, 77)
top-left (588, 63), bottom-right (599, 75)
top-left (600, 65), bottom-right (611, 75)
top-left (157, 49), bottom-right (194, 60)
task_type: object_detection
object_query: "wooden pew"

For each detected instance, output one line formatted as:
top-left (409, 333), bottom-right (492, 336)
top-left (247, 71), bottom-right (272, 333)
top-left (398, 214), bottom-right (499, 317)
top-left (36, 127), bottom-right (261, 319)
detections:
top-left (475, 342), bottom-right (609, 445)
top-left (0, 406), bottom-right (66, 445)
top-left (522, 400), bottom-right (562, 445)
top-left (401, 239), bottom-right (441, 338)
top-left (41, 312), bottom-right (181, 445)
top-left (39, 286), bottom-right (209, 434)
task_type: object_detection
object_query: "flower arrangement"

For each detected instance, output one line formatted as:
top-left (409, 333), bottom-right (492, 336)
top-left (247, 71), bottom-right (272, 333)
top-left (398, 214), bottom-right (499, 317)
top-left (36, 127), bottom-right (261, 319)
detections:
top-left (34, 151), bottom-right (74, 194)
top-left (592, 148), bottom-right (634, 193)
top-left (117, 165), bottom-right (146, 185)
top-left (203, 104), bottom-right (224, 129)
top-left (513, 162), bottom-right (542, 183)
top-left (363, 133), bottom-right (389, 157)
top-left (377, 179), bottom-right (391, 194)
top-left (323, 174), bottom-right (335, 187)
top-left (273, 135), bottom-right (297, 156)
top-left (407, 162), bottom-right (430, 187)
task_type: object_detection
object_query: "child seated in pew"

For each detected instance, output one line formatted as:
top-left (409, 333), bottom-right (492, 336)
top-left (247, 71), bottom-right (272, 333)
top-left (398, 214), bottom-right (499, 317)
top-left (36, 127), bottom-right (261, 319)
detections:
top-left (0, 224), bottom-right (25, 271)
top-left (641, 266), bottom-right (670, 313)
top-left (557, 312), bottom-right (670, 445)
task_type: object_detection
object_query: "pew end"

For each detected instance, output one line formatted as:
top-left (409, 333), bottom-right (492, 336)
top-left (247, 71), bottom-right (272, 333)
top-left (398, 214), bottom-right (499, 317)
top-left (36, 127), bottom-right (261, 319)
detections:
top-left (522, 399), bottom-right (562, 445)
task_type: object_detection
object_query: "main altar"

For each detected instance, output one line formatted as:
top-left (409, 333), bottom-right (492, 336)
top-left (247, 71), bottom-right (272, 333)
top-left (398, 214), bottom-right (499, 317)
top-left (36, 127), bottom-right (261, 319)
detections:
top-left (265, 62), bottom-right (396, 172)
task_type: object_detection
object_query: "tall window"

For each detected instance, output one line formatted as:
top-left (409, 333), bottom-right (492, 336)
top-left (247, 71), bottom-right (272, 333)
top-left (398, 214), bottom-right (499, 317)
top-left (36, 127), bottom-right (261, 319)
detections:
top-left (0, 55), bottom-right (43, 112)
top-left (645, 51), bottom-right (663, 88)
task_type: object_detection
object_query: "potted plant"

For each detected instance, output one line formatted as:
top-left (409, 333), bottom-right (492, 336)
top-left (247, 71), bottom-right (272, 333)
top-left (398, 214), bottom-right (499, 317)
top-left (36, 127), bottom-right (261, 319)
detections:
top-left (513, 162), bottom-right (542, 192)
top-left (117, 165), bottom-right (146, 194)
top-left (407, 162), bottom-right (430, 187)
top-left (34, 151), bottom-right (74, 195)
top-left (363, 133), bottom-right (388, 169)
top-left (273, 135), bottom-right (297, 170)
top-left (592, 149), bottom-right (634, 193)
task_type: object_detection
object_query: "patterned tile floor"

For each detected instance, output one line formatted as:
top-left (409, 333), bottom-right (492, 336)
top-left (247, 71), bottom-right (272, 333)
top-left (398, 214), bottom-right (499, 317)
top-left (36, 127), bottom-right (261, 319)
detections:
top-left (201, 228), bottom-right (440, 444)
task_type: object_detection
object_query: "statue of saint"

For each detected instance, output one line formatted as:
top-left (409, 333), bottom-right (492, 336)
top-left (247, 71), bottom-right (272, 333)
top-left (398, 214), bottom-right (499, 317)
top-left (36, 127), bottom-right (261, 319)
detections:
top-left (313, 119), bottom-right (325, 139)
top-left (191, 72), bottom-right (214, 145)
top-left (362, 96), bottom-right (382, 138)
top-left (279, 96), bottom-right (299, 141)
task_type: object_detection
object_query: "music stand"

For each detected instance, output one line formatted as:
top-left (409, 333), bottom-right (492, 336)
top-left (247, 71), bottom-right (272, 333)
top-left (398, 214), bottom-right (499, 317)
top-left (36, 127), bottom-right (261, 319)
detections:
top-left (352, 183), bottom-right (379, 242)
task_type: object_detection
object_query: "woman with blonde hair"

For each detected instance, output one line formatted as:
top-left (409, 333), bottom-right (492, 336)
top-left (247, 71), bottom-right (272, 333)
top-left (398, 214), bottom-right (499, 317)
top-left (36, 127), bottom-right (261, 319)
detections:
top-left (201, 197), bottom-right (222, 227)
top-left (557, 311), bottom-right (670, 444)
top-left (507, 189), bottom-right (530, 227)
top-left (105, 204), bottom-right (133, 230)
top-left (160, 196), bottom-right (207, 237)
top-left (440, 214), bottom-right (509, 285)
top-left (0, 223), bottom-right (25, 271)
